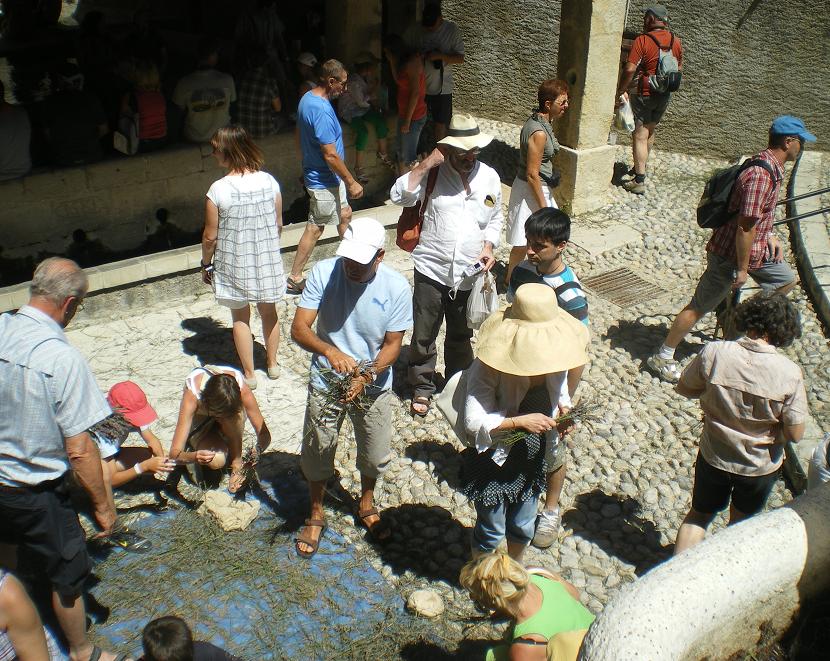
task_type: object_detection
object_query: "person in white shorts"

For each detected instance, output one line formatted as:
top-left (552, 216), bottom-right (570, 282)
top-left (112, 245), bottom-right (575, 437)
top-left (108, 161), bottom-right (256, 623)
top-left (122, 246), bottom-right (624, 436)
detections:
top-left (504, 79), bottom-right (569, 286)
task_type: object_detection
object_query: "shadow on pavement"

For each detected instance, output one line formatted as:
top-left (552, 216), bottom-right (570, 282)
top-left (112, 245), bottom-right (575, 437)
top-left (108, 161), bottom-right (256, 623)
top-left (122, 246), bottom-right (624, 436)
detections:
top-left (180, 316), bottom-right (268, 371)
top-left (564, 488), bottom-right (673, 575)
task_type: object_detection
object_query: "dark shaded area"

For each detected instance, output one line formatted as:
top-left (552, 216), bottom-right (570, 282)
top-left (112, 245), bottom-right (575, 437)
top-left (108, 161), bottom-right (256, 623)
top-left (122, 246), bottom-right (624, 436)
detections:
top-left (605, 317), bottom-right (708, 375)
top-left (400, 637), bottom-right (495, 661)
top-left (563, 489), bottom-right (672, 575)
top-left (405, 440), bottom-right (463, 490)
top-left (479, 137), bottom-right (518, 185)
top-left (372, 503), bottom-right (471, 585)
top-left (180, 316), bottom-right (268, 373)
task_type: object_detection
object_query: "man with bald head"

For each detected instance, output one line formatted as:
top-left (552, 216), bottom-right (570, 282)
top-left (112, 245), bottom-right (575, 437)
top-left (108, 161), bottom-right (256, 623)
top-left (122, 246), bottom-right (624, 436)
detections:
top-left (0, 258), bottom-right (122, 661)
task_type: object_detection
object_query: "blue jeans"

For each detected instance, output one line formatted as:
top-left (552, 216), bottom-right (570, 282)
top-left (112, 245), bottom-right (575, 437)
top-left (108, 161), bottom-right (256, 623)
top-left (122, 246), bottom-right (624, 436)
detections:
top-left (472, 496), bottom-right (540, 553)
top-left (397, 115), bottom-right (427, 165)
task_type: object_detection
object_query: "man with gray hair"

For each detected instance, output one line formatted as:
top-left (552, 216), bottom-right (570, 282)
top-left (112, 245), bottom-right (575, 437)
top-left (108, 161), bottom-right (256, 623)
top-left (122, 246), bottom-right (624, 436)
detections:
top-left (286, 58), bottom-right (365, 296)
top-left (0, 258), bottom-right (122, 661)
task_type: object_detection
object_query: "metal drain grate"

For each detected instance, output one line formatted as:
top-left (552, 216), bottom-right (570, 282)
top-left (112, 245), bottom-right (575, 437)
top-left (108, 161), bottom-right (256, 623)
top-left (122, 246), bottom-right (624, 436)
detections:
top-left (581, 267), bottom-right (666, 308)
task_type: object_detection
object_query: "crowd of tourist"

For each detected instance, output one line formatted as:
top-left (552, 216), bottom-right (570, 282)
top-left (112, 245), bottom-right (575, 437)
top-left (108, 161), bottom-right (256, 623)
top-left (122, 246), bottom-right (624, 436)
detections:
top-left (0, 1), bottom-right (824, 660)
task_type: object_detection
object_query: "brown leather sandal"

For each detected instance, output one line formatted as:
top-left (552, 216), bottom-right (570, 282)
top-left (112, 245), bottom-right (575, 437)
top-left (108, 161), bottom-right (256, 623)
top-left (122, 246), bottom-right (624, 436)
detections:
top-left (294, 518), bottom-right (327, 559)
top-left (356, 507), bottom-right (392, 543)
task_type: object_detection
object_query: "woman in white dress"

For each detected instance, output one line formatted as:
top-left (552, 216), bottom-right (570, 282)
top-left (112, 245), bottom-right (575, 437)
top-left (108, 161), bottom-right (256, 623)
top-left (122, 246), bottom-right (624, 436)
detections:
top-left (504, 79), bottom-right (570, 286)
top-left (201, 126), bottom-right (285, 389)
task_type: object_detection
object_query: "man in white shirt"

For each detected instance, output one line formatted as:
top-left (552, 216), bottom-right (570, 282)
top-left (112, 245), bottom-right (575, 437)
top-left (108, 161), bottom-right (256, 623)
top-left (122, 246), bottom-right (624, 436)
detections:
top-left (390, 114), bottom-right (503, 416)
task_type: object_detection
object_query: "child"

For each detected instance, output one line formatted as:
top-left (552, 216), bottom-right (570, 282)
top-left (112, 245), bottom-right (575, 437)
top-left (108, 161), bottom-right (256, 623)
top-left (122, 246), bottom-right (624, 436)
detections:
top-left (168, 366), bottom-right (271, 494)
top-left (141, 615), bottom-right (240, 661)
top-left (336, 55), bottom-right (393, 183)
top-left (507, 207), bottom-right (589, 550)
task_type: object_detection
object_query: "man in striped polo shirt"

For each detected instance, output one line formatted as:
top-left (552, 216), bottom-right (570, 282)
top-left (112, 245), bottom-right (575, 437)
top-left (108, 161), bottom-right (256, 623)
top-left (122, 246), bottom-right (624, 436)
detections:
top-left (508, 207), bottom-right (589, 548)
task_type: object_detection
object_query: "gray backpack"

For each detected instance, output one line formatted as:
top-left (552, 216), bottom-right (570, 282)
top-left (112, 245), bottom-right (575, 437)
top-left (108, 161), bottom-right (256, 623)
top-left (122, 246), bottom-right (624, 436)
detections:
top-left (646, 32), bottom-right (681, 94)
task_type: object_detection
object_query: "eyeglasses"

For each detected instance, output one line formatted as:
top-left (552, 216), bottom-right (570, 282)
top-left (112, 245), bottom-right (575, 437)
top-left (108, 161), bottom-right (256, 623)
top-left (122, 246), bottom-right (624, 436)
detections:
top-left (454, 148), bottom-right (480, 158)
top-left (332, 77), bottom-right (348, 88)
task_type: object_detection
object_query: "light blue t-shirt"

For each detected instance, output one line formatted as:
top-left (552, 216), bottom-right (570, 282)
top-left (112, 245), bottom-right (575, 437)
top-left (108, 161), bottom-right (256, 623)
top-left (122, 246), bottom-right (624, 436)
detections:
top-left (298, 91), bottom-right (344, 190)
top-left (299, 257), bottom-right (413, 392)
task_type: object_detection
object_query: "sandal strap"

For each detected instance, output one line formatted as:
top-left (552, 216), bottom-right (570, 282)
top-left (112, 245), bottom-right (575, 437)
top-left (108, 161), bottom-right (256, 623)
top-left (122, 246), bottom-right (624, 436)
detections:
top-left (304, 518), bottom-right (326, 528)
top-left (358, 507), bottom-right (379, 519)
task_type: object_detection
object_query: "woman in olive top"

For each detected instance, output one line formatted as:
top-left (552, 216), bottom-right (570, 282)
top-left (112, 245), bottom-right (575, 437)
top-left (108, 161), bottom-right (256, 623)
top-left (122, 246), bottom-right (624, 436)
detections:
top-left (460, 551), bottom-right (594, 661)
top-left (504, 79), bottom-right (570, 286)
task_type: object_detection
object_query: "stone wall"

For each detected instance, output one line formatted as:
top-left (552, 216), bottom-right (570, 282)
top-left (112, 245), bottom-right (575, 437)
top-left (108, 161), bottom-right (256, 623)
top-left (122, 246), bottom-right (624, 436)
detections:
top-left (443, 0), bottom-right (829, 157)
top-left (0, 123), bottom-right (393, 262)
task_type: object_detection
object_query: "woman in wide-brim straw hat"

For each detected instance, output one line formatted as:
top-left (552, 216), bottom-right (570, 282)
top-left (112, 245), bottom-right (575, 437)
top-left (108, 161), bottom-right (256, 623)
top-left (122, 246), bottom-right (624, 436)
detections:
top-left (461, 282), bottom-right (589, 561)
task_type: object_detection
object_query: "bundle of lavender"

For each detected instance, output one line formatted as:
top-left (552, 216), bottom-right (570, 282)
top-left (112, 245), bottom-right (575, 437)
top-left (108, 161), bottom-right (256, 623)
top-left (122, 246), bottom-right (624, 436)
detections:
top-left (495, 400), bottom-right (602, 448)
top-left (313, 359), bottom-right (376, 424)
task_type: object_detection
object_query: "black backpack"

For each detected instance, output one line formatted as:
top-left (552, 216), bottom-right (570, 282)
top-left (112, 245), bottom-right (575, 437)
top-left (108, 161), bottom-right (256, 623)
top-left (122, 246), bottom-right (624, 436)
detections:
top-left (696, 159), bottom-right (779, 229)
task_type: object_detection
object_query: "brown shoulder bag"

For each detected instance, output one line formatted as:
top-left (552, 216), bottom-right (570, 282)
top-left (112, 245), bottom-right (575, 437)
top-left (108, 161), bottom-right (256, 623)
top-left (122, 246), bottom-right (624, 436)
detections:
top-left (396, 166), bottom-right (440, 252)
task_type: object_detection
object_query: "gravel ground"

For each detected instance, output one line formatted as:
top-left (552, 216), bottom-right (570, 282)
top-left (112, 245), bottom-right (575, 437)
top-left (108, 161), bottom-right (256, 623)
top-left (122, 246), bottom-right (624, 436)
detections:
top-left (68, 117), bottom-right (830, 657)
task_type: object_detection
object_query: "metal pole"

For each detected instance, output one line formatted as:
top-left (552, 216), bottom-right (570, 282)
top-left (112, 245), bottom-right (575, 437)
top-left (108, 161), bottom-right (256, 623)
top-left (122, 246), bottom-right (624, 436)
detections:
top-left (777, 186), bottom-right (830, 205)
top-left (773, 206), bottom-right (830, 226)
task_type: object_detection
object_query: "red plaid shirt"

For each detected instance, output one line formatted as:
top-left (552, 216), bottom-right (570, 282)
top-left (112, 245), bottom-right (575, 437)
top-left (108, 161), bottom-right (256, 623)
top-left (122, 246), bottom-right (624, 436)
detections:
top-left (706, 149), bottom-right (784, 270)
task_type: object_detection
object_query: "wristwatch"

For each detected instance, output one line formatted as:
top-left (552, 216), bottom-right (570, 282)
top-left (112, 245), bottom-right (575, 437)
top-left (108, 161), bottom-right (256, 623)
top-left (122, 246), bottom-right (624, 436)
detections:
top-left (201, 260), bottom-right (214, 273)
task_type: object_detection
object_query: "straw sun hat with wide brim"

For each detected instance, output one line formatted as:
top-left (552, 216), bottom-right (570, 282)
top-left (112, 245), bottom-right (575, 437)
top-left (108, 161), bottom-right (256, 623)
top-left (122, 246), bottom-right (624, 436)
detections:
top-left (437, 114), bottom-right (494, 151)
top-left (476, 283), bottom-right (589, 376)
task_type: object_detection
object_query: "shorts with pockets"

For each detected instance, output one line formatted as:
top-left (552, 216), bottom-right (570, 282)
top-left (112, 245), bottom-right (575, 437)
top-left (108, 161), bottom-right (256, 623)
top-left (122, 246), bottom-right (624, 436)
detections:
top-left (691, 451), bottom-right (778, 516)
top-left (308, 180), bottom-right (349, 226)
top-left (425, 93), bottom-right (453, 126)
top-left (631, 92), bottom-right (671, 126)
top-left (690, 252), bottom-right (796, 314)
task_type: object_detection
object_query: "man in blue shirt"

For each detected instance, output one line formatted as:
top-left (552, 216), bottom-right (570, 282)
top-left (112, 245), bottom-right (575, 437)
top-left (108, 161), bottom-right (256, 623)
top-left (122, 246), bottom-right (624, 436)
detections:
top-left (291, 218), bottom-right (412, 558)
top-left (287, 59), bottom-right (365, 295)
top-left (0, 258), bottom-right (121, 661)
top-left (508, 208), bottom-right (590, 550)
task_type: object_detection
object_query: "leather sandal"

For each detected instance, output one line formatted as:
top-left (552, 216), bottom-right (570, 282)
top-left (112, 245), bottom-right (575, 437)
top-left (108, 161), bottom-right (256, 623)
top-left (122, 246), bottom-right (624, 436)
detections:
top-left (410, 396), bottom-right (431, 418)
top-left (294, 518), bottom-right (327, 559)
top-left (356, 507), bottom-right (392, 543)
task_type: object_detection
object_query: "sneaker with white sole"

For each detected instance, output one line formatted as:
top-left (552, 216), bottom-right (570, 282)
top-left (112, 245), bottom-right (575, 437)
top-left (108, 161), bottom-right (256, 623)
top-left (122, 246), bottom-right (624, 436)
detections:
top-left (623, 179), bottom-right (646, 195)
top-left (532, 508), bottom-right (562, 549)
top-left (646, 354), bottom-right (682, 383)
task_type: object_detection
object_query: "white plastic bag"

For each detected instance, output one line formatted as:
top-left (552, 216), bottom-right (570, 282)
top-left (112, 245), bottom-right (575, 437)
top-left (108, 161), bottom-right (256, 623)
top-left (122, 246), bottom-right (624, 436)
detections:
top-left (615, 94), bottom-right (635, 133)
top-left (466, 271), bottom-right (498, 330)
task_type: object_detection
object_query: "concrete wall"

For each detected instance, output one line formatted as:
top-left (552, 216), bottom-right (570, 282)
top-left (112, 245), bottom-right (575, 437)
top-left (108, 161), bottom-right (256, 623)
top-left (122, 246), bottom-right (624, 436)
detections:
top-left (443, 0), bottom-right (829, 157)
top-left (579, 482), bottom-right (830, 660)
top-left (0, 123), bottom-right (393, 262)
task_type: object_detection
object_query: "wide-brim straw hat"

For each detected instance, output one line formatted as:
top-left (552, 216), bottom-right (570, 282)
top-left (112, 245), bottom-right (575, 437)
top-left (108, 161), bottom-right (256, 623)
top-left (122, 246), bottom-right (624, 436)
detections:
top-left (437, 114), bottom-right (494, 151)
top-left (476, 283), bottom-right (589, 376)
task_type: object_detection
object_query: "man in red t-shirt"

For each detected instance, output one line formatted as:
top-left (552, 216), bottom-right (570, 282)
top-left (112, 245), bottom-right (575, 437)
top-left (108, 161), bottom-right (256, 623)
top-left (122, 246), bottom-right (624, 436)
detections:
top-left (615, 4), bottom-right (682, 195)
top-left (647, 116), bottom-right (816, 383)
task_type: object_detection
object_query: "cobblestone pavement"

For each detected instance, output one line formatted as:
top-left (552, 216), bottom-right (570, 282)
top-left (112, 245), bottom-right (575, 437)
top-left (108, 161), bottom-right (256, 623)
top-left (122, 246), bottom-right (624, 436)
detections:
top-left (68, 121), bottom-right (830, 652)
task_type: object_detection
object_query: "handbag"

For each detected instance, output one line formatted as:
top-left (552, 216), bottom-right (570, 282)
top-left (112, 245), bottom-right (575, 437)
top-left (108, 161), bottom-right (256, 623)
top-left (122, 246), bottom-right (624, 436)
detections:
top-left (435, 370), bottom-right (474, 447)
top-left (396, 166), bottom-right (440, 252)
top-left (466, 271), bottom-right (499, 330)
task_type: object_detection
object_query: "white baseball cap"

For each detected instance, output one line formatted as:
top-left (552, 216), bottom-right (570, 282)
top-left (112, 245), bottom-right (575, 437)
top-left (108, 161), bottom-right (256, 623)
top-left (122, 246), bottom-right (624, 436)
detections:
top-left (336, 217), bottom-right (386, 264)
top-left (297, 52), bottom-right (318, 68)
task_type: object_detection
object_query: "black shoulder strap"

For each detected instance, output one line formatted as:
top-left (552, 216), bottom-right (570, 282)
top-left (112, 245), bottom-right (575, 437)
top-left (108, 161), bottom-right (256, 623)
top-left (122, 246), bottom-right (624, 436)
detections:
top-left (741, 158), bottom-right (781, 184)
top-left (645, 31), bottom-right (672, 51)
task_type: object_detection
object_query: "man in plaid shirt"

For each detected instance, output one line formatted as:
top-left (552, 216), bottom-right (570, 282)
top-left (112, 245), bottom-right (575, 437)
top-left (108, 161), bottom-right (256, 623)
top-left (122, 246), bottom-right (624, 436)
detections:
top-left (648, 116), bottom-right (816, 382)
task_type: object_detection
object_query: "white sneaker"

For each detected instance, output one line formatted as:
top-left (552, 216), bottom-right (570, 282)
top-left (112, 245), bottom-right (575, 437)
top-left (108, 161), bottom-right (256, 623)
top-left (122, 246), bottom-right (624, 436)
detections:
top-left (646, 354), bottom-right (682, 383)
top-left (532, 509), bottom-right (561, 549)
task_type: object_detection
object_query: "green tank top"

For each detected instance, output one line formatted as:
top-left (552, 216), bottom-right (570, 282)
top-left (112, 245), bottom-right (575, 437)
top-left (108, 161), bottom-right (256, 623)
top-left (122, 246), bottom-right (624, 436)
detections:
top-left (486, 574), bottom-right (595, 660)
top-left (517, 113), bottom-right (560, 182)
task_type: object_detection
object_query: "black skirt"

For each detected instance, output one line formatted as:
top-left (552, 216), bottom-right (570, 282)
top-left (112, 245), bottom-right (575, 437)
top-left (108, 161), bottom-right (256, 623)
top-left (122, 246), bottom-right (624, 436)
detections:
top-left (459, 384), bottom-right (550, 507)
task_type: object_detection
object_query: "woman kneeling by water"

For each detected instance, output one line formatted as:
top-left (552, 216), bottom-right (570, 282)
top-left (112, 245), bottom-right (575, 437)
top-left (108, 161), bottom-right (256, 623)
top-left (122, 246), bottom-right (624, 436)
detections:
top-left (460, 551), bottom-right (594, 660)
top-left (168, 365), bottom-right (271, 493)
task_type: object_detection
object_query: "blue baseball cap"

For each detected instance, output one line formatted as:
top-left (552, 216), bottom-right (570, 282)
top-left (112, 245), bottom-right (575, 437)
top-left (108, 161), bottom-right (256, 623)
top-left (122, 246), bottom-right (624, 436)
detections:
top-left (770, 115), bottom-right (817, 142)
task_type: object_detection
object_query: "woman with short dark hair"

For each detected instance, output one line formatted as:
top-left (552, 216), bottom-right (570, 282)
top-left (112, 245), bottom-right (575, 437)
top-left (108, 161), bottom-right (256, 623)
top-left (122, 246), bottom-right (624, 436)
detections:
top-left (674, 292), bottom-right (807, 553)
top-left (201, 125), bottom-right (285, 391)
top-left (504, 79), bottom-right (569, 285)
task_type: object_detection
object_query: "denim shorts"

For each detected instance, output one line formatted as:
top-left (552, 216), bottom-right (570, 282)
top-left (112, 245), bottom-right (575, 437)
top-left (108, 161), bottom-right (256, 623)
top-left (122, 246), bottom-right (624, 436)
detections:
top-left (690, 252), bottom-right (796, 314)
top-left (397, 115), bottom-right (427, 165)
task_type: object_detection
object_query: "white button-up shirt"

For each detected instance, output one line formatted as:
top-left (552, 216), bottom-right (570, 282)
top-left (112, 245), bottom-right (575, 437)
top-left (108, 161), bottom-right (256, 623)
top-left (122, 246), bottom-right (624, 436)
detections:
top-left (390, 161), bottom-right (503, 289)
top-left (464, 358), bottom-right (571, 466)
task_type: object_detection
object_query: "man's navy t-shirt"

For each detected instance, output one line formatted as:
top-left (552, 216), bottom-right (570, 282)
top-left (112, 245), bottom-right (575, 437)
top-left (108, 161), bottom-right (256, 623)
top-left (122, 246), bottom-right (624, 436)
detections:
top-left (297, 91), bottom-right (344, 190)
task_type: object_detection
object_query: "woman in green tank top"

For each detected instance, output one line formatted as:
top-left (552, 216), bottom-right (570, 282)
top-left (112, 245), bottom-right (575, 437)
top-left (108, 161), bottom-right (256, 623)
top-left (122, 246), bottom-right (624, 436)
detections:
top-left (460, 551), bottom-right (594, 660)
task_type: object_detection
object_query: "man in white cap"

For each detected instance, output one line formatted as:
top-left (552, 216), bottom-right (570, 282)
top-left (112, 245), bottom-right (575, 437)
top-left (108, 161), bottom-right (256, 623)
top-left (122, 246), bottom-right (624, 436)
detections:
top-left (290, 218), bottom-right (413, 558)
top-left (390, 113), bottom-right (503, 417)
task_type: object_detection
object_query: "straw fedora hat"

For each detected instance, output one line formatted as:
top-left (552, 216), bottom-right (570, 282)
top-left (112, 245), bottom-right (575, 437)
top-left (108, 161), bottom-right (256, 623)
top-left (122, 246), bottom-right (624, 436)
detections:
top-left (476, 283), bottom-right (589, 376)
top-left (437, 114), bottom-right (494, 151)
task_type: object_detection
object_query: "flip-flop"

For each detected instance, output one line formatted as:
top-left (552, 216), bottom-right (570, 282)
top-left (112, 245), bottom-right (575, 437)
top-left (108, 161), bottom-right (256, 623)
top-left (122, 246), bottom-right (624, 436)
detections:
top-left (356, 507), bottom-right (392, 543)
top-left (410, 396), bottom-right (431, 418)
top-left (294, 518), bottom-right (327, 559)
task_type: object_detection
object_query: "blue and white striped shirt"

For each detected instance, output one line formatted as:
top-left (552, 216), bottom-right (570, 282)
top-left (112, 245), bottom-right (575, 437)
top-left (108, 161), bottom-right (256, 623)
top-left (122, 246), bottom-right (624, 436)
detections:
top-left (508, 261), bottom-right (589, 325)
top-left (0, 306), bottom-right (110, 486)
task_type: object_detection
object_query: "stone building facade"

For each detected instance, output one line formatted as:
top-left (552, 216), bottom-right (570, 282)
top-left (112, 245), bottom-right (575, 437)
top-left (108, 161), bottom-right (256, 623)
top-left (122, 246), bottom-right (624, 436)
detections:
top-left (443, 0), bottom-right (828, 157)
